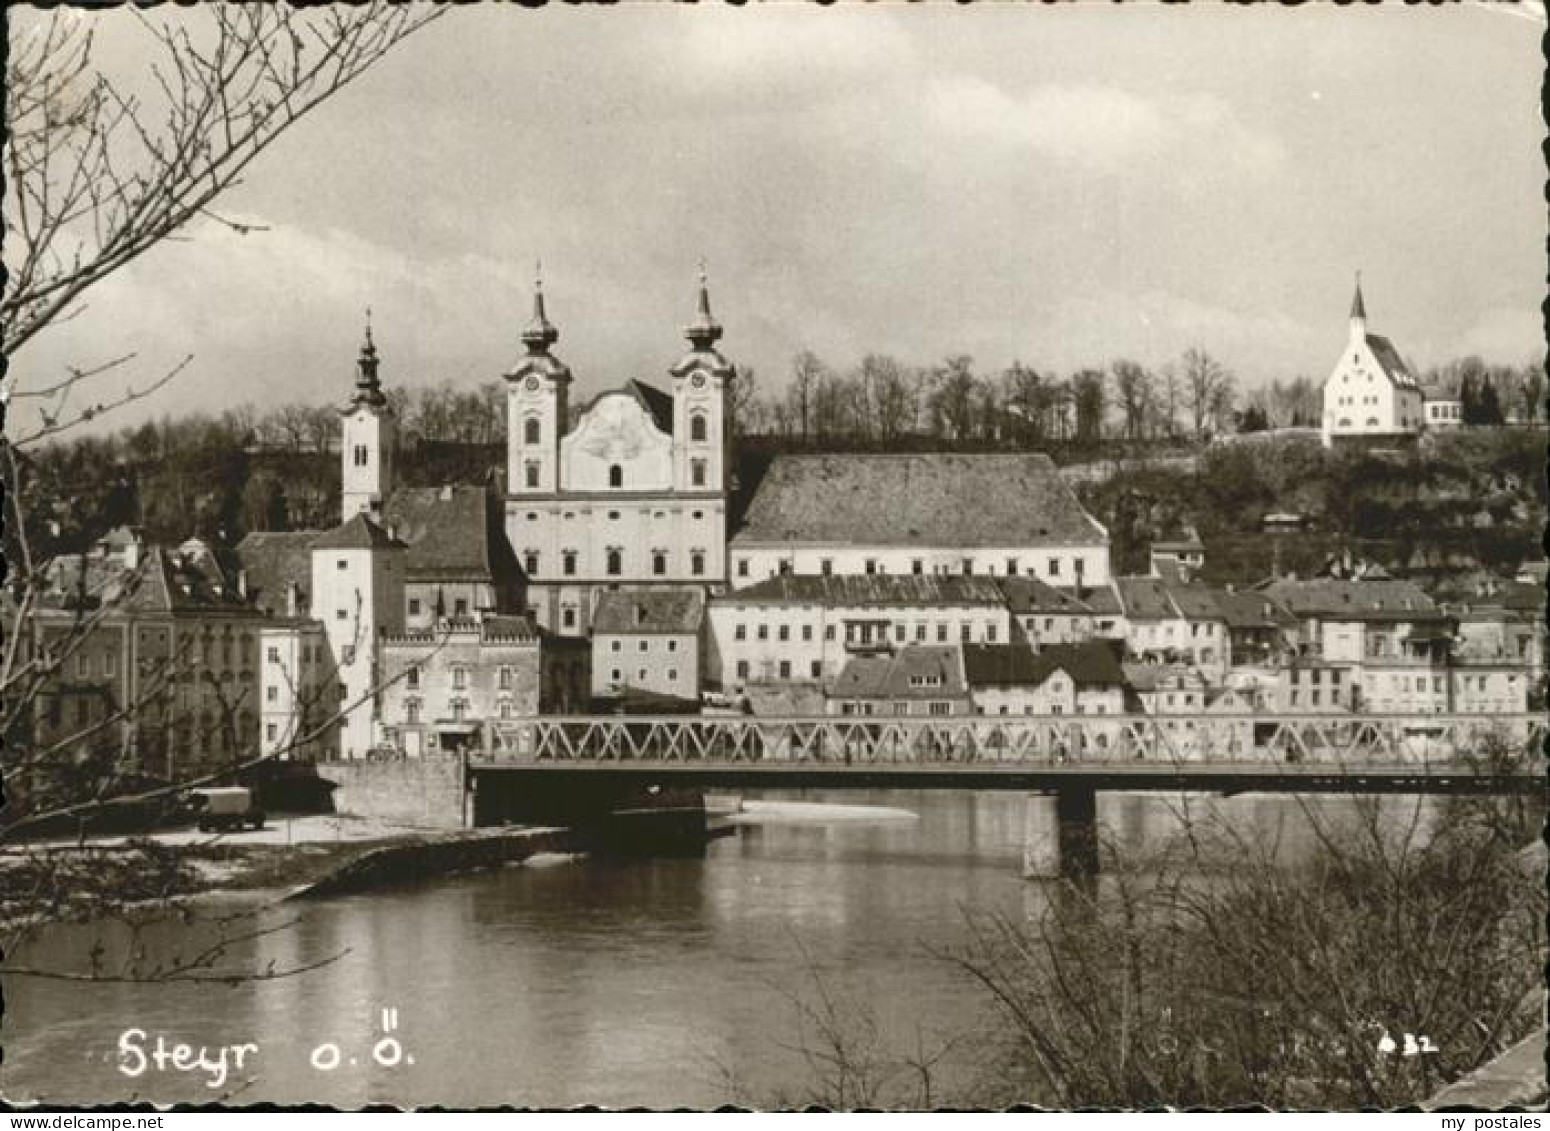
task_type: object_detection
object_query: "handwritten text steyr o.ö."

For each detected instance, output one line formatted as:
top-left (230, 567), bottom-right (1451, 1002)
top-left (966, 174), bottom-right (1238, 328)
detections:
top-left (116, 1009), bottom-right (413, 1090)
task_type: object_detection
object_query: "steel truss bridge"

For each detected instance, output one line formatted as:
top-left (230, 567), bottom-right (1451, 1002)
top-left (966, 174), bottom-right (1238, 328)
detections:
top-left (469, 712), bottom-right (1547, 794)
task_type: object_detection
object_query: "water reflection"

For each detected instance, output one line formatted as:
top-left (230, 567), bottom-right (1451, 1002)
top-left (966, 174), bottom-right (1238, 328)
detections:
top-left (2, 790), bottom-right (1443, 1108)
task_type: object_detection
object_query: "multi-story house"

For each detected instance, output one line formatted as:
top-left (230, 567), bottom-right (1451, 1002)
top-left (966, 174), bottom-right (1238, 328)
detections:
top-left (728, 453), bottom-right (1111, 589)
top-left (706, 574), bottom-right (1010, 695)
top-left (998, 576), bottom-right (1122, 649)
top-left (827, 644), bottom-right (972, 717)
top-left (379, 616), bottom-right (589, 757)
top-left (590, 588), bottom-right (706, 703)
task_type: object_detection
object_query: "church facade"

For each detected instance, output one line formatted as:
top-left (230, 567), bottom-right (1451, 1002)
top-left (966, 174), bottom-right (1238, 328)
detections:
top-left (502, 273), bottom-right (735, 634)
top-left (1321, 277), bottom-right (1424, 448)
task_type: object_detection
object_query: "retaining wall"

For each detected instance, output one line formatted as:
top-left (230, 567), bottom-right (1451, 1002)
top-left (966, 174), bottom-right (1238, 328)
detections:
top-left (319, 757), bottom-right (467, 828)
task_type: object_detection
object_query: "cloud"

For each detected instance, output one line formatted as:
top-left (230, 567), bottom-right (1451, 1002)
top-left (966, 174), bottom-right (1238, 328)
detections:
top-left (924, 78), bottom-right (1285, 175)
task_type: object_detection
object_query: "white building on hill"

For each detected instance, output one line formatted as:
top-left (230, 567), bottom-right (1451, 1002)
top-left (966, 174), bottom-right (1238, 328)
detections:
top-left (1321, 276), bottom-right (1424, 447)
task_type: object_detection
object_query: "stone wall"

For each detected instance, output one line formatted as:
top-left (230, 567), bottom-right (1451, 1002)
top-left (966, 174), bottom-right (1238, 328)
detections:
top-left (320, 757), bottom-right (466, 828)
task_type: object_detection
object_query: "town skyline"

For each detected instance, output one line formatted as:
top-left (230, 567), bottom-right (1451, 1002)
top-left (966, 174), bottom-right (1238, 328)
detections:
top-left (9, 4), bottom-right (1544, 439)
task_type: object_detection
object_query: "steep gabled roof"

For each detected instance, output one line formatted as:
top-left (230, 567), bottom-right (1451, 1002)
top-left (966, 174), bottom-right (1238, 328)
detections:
top-left (1115, 576), bottom-right (1177, 620)
top-left (310, 513), bottom-right (404, 552)
top-left (831, 645), bottom-right (967, 701)
top-left (733, 454), bottom-right (1106, 548)
top-left (592, 588), bottom-right (706, 635)
top-left (383, 486), bottom-right (519, 583)
top-left (236, 531), bottom-right (318, 616)
top-left (1364, 334), bottom-right (1420, 390)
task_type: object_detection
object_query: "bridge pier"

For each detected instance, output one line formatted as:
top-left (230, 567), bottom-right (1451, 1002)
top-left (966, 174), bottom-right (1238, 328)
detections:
top-left (1022, 786), bottom-right (1100, 881)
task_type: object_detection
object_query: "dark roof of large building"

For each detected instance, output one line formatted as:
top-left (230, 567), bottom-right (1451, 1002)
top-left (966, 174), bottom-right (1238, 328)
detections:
top-left (127, 546), bottom-right (257, 616)
top-left (592, 588), bottom-right (706, 635)
top-left (725, 573), bottom-right (1006, 607)
top-left (997, 576), bottom-right (1092, 615)
top-left (1213, 589), bottom-right (1297, 629)
top-left (1260, 578), bottom-right (1443, 621)
top-left (1165, 584), bottom-right (1225, 621)
top-left (830, 644), bottom-right (967, 701)
top-left (962, 641), bottom-right (1127, 689)
top-left (1115, 576), bottom-right (1178, 620)
top-left (310, 513), bottom-right (405, 552)
top-left (383, 486), bottom-right (519, 583)
top-left (1365, 334), bottom-right (1419, 390)
top-left (235, 531), bottom-right (317, 616)
top-left (731, 454), bottom-right (1106, 548)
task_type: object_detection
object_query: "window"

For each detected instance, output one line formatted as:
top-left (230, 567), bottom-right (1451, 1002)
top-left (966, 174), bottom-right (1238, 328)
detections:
top-left (525, 462), bottom-right (540, 489)
top-left (778, 625), bottom-right (790, 643)
top-left (895, 623), bottom-right (906, 642)
top-left (524, 417), bottom-right (541, 444)
top-left (820, 559), bottom-right (833, 577)
top-left (1074, 558), bottom-right (1085, 579)
top-left (960, 624), bottom-right (972, 643)
top-left (653, 551), bottom-right (667, 576)
top-left (778, 660), bottom-right (791, 680)
top-left (637, 668), bottom-right (648, 682)
top-left (937, 623), bottom-right (948, 643)
top-left (611, 640), bottom-right (623, 652)
top-left (1048, 558), bottom-right (1061, 578)
top-left (735, 624), bottom-right (747, 641)
top-left (691, 552), bottom-right (705, 577)
top-left (667, 640), bottom-right (678, 653)
top-left (1006, 558), bottom-right (1019, 576)
top-left (266, 723), bottom-right (278, 741)
top-left (916, 624), bottom-right (926, 642)
top-left (690, 413), bottom-right (707, 442)
top-left (668, 668), bottom-right (679, 682)
top-left (778, 558), bottom-right (793, 576)
top-left (353, 444), bottom-right (369, 467)
top-left (736, 558), bottom-right (749, 578)
top-left (962, 558), bottom-right (974, 575)
top-left (341, 645), bottom-right (356, 665)
top-left (524, 550), bottom-right (540, 575)
top-left (609, 464), bottom-right (623, 488)
top-left (639, 640), bottom-right (649, 652)
top-left (757, 625), bottom-right (769, 641)
top-left (408, 598), bottom-right (422, 616)
top-left (865, 559), bottom-right (878, 575)
top-left (454, 598), bottom-right (468, 617)
top-left (824, 625), bottom-right (836, 641)
top-left (802, 625), bottom-right (813, 642)
top-left (267, 646), bottom-right (280, 663)
top-left (499, 667), bottom-right (513, 690)
top-left (606, 549), bottom-right (622, 576)
top-left (691, 460), bottom-right (707, 487)
top-left (811, 660), bottom-right (823, 679)
top-left (407, 666), bottom-right (420, 689)
top-left (611, 669), bottom-right (622, 683)
top-left (266, 686), bottom-right (278, 703)
top-left (736, 660), bottom-right (750, 680)
top-left (911, 559), bottom-right (924, 576)
top-left (928, 702), bottom-right (952, 717)
top-left (562, 607), bottom-right (577, 630)
top-left (453, 667), bottom-right (467, 690)
top-left (562, 551), bottom-right (577, 577)
top-left (987, 624), bottom-right (998, 643)
top-left (500, 701), bottom-right (513, 720)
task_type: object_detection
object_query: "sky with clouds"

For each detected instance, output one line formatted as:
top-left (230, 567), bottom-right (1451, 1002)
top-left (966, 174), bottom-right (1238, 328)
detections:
top-left (10, 3), bottom-right (1546, 435)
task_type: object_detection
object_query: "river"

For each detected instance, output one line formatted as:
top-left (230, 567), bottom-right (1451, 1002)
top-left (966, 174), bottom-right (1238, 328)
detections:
top-left (1, 789), bottom-right (1438, 1108)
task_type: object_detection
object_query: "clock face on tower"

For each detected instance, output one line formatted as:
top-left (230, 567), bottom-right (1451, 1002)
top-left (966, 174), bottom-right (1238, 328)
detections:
top-left (690, 372), bottom-right (706, 389)
top-left (525, 376), bottom-right (539, 392)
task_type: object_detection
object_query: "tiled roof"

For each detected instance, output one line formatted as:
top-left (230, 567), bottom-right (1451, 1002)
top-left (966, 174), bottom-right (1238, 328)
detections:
top-left (1165, 584), bottom-right (1225, 621)
top-left (963, 641), bottom-right (1127, 689)
top-left (236, 531), bottom-right (318, 616)
top-left (1260, 578), bottom-right (1443, 621)
top-left (997, 576), bottom-right (1091, 615)
top-left (310, 513), bottom-right (404, 552)
top-left (1115, 576), bottom-right (1177, 620)
top-left (732, 454), bottom-right (1106, 548)
top-left (383, 486), bottom-right (519, 582)
top-left (1213, 589), bottom-right (1296, 629)
top-left (726, 573), bottom-right (1005, 607)
top-left (126, 547), bottom-right (256, 615)
top-left (592, 588), bottom-right (706, 635)
top-left (1365, 334), bottom-right (1420, 390)
top-left (831, 645), bottom-right (967, 701)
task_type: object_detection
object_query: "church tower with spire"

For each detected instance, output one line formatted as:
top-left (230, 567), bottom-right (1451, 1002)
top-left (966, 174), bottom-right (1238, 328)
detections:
top-left (341, 312), bottom-right (397, 522)
top-left (504, 268), bottom-right (571, 500)
top-left (670, 265), bottom-right (735, 496)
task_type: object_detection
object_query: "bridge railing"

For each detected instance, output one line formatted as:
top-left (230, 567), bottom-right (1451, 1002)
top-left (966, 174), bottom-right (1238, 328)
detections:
top-left (472, 713), bottom-right (1546, 768)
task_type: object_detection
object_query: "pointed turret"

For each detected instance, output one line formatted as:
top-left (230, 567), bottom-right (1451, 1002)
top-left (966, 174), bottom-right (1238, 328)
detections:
top-left (1349, 272), bottom-right (1367, 338)
top-left (521, 262), bottom-right (560, 355)
top-left (352, 309), bottom-right (387, 408)
top-left (684, 262), bottom-right (723, 350)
